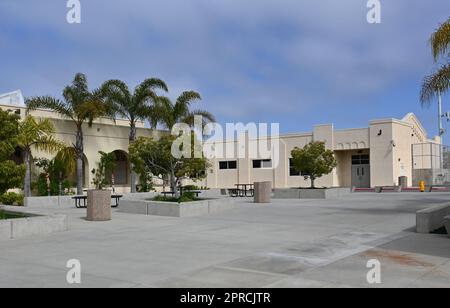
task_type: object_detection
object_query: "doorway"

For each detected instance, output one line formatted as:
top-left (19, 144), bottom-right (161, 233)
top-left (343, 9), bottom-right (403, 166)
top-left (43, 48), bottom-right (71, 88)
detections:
top-left (351, 154), bottom-right (370, 188)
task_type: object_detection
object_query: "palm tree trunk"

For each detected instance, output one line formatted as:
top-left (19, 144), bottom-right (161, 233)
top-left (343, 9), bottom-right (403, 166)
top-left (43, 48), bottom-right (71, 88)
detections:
top-left (24, 148), bottom-right (31, 198)
top-left (75, 127), bottom-right (84, 195)
top-left (129, 123), bottom-right (137, 193)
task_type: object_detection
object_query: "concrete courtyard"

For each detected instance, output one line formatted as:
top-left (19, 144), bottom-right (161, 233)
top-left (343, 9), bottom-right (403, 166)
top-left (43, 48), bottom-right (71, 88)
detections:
top-left (1, 193), bottom-right (450, 288)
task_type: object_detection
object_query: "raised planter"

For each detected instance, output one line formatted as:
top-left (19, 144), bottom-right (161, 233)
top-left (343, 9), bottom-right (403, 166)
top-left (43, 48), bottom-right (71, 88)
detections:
top-left (87, 190), bottom-right (111, 221)
top-left (444, 216), bottom-right (450, 237)
top-left (0, 208), bottom-right (68, 241)
top-left (416, 203), bottom-right (450, 233)
top-left (273, 187), bottom-right (350, 199)
top-left (119, 197), bottom-right (236, 217)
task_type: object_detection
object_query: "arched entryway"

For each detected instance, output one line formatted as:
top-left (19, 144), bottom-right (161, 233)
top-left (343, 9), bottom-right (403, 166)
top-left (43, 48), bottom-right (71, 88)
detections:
top-left (111, 150), bottom-right (130, 186)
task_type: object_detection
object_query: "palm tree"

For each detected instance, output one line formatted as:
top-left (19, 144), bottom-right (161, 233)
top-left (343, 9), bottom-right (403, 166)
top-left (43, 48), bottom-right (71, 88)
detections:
top-left (99, 78), bottom-right (168, 192)
top-left (26, 73), bottom-right (108, 195)
top-left (420, 17), bottom-right (450, 104)
top-left (157, 91), bottom-right (216, 130)
top-left (17, 116), bottom-right (64, 197)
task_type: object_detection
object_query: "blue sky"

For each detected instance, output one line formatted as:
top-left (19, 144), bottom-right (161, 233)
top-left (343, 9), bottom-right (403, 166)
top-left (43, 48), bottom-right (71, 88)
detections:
top-left (1, 0), bottom-right (450, 142)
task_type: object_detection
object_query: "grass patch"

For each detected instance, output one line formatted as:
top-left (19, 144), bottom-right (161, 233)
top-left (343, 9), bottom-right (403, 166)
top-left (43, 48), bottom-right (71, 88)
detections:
top-left (152, 192), bottom-right (201, 203)
top-left (0, 210), bottom-right (27, 220)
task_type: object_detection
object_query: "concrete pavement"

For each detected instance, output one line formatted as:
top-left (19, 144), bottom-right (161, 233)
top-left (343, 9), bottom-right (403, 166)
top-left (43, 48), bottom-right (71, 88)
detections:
top-left (1, 193), bottom-right (449, 288)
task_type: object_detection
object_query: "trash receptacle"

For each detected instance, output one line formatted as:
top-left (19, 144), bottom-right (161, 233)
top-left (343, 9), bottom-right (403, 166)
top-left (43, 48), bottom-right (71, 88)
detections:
top-left (398, 176), bottom-right (408, 189)
top-left (254, 182), bottom-right (272, 203)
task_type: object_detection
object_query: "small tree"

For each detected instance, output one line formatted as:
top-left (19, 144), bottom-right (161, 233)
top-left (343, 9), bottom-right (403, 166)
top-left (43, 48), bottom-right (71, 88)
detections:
top-left (91, 151), bottom-right (116, 190)
top-left (0, 110), bottom-right (25, 195)
top-left (291, 141), bottom-right (337, 189)
top-left (129, 135), bottom-right (209, 197)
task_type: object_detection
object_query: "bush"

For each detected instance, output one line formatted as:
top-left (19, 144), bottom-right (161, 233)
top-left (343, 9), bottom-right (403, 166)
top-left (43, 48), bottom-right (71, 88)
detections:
top-left (0, 192), bottom-right (24, 206)
top-left (153, 192), bottom-right (199, 203)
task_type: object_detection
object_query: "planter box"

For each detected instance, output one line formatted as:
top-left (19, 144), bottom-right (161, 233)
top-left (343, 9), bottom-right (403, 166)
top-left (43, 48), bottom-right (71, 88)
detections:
top-left (444, 216), bottom-right (450, 237)
top-left (119, 198), bottom-right (236, 217)
top-left (87, 190), bottom-right (111, 221)
top-left (273, 187), bottom-right (350, 199)
top-left (416, 203), bottom-right (450, 233)
top-left (0, 210), bottom-right (68, 241)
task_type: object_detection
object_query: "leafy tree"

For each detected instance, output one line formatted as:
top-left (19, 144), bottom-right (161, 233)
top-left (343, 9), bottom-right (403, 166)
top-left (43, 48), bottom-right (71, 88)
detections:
top-left (17, 116), bottom-right (64, 197)
top-left (26, 73), bottom-right (109, 195)
top-left (99, 78), bottom-right (168, 192)
top-left (129, 135), bottom-right (209, 197)
top-left (291, 141), bottom-right (337, 189)
top-left (91, 151), bottom-right (117, 190)
top-left (0, 110), bottom-right (25, 195)
top-left (421, 17), bottom-right (450, 104)
top-left (0, 160), bottom-right (25, 195)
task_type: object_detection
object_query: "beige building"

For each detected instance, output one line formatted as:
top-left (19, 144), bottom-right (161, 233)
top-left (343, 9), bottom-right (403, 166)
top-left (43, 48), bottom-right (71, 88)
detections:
top-left (0, 90), bottom-right (443, 191)
top-left (204, 113), bottom-right (443, 189)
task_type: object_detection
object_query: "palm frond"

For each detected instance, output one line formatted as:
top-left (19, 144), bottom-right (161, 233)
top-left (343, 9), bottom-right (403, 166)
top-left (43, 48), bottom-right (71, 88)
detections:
top-left (431, 17), bottom-right (450, 62)
top-left (420, 63), bottom-right (450, 105)
top-left (25, 96), bottom-right (74, 120)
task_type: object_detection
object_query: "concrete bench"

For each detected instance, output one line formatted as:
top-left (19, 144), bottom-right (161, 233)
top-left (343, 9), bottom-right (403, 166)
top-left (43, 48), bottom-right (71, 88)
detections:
top-left (375, 186), bottom-right (401, 193)
top-left (416, 203), bottom-right (450, 233)
top-left (445, 216), bottom-right (450, 237)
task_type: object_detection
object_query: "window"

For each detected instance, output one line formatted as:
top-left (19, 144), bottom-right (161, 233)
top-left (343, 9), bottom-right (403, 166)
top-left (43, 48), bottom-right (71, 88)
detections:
top-left (253, 159), bottom-right (272, 169)
top-left (352, 154), bottom-right (370, 165)
top-left (289, 158), bottom-right (309, 176)
top-left (219, 161), bottom-right (237, 170)
top-left (289, 158), bottom-right (300, 176)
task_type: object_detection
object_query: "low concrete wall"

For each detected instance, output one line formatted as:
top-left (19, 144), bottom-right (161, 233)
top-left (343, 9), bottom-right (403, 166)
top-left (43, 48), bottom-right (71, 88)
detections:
top-left (0, 210), bottom-right (68, 240)
top-left (416, 203), bottom-right (450, 233)
top-left (273, 187), bottom-right (350, 199)
top-left (24, 196), bottom-right (75, 208)
top-left (444, 216), bottom-right (450, 237)
top-left (119, 198), bottom-right (236, 217)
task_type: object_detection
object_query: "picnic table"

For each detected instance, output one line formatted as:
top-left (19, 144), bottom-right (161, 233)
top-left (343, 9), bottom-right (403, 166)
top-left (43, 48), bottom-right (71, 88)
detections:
top-left (230, 184), bottom-right (254, 197)
top-left (72, 194), bottom-right (123, 209)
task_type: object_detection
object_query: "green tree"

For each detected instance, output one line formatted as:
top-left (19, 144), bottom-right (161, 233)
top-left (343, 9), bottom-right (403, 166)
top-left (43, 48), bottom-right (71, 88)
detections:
top-left (0, 110), bottom-right (25, 195)
top-left (91, 151), bottom-right (117, 190)
top-left (421, 17), bottom-right (450, 104)
top-left (99, 78), bottom-right (168, 192)
top-left (17, 115), bottom-right (64, 197)
top-left (291, 141), bottom-right (337, 189)
top-left (26, 73), bottom-right (109, 195)
top-left (157, 91), bottom-right (215, 130)
top-left (129, 135), bottom-right (209, 197)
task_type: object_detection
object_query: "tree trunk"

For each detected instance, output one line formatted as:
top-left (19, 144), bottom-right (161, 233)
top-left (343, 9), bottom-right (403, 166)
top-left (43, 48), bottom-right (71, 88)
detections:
top-left (129, 123), bottom-right (137, 193)
top-left (24, 148), bottom-right (31, 197)
top-left (76, 127), bottom-right (84, 195)
top-left (310, 177), bottom-right (316, 189)
top-left (170, 169), bottom-right (179, 198)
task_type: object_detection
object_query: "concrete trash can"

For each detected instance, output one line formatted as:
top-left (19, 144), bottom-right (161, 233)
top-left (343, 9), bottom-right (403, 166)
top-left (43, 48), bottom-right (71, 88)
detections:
top-left (398, 176), bottom-right (408, 189)
top-left (87, 190), bottom-right (111, 221)
top-left (254, 182), bottom-right (272, 203)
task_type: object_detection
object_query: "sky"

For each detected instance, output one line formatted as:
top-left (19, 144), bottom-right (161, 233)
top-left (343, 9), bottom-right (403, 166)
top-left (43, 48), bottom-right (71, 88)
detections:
top-left (1, 0), bottom-right (450, 142)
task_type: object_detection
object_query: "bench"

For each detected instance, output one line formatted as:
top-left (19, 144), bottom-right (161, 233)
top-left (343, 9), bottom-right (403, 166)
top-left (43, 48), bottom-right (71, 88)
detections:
top-left (72, 195), bottom-right (122, 209)
top-left (445, 216), bottom-right (450, 237)
top-left (416, 203), bottom-right (450, 233)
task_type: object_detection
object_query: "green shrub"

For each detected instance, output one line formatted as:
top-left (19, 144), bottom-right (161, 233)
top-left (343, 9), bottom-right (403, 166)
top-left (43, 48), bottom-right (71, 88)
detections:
top-left (153, 192), bottom-right (199, 203)
top-left (0, 192), bottom-right (24, 206)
